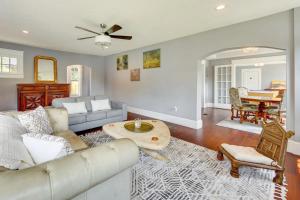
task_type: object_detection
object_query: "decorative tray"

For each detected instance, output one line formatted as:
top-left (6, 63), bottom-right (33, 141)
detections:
top-left (124, 121), bottom-right (154, 133)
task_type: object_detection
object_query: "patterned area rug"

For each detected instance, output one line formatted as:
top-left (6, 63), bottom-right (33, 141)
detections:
top-left (80, 131), bottom-right (287, 200)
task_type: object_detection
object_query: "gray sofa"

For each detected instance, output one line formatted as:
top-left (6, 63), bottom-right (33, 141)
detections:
top-left (52, 95), bottom-right (127, 132)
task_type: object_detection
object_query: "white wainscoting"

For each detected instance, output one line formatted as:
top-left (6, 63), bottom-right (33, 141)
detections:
top-left (288, 140), bottom-right (300, 156)
top-left (127, 106), bottom-right (202, 129)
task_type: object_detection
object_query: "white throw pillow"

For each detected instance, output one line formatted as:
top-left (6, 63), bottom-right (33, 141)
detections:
top-left (62, 102), bottom-right (87, 114)
top-left (0, 114), bottom-right (34, 169)
top-left (22, 133), bottom-right (74, 164)
top-left (91, 99), bottom-right (111, 112)
top-left (18, 106), bottom-right (53, 135)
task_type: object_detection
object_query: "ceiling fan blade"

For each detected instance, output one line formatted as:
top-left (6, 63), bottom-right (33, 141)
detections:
top-left (77, 36), bottom-right (96, 40)
top-left (110, 35), bottom-right (132, 40)
top-left (105, 24), bottom-right (122, 35)
top-left (75, 26), bottom-right (101, 35)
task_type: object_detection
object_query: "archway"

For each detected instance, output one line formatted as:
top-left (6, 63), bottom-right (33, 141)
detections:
top-left (197, 46), bottom-right (288, 128)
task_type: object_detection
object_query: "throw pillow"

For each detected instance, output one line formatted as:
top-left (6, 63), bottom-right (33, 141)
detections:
top-left (0, 114), bottom-right (34, 169)
top-left (91, 99), bottom-right (111, 112)
top-left (22, 133), bottom-right (74, 164)
top-left (62, 102), bottom-right (87, 114)
top-left (18, 106), bottom-right (53, 135)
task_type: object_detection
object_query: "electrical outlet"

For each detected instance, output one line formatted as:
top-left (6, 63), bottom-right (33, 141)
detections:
top-left (173, 106), bottom-right (178, 112)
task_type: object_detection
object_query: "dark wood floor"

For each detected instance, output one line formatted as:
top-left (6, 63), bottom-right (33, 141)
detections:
top-left (128, 108), bottom-right (300, 200)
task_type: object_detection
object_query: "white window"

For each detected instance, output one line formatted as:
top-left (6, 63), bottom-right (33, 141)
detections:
top-left (0, 48), bottom-right (24, 78)
top-left (67, 65), bottom-right (82, 97)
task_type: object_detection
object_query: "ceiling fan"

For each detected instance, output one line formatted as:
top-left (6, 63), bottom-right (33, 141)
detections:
top-left (75, 24), bottom-right (132, 48)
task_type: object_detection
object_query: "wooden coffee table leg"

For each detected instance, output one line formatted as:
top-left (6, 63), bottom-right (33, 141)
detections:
top-left (142, 148), bottom-right (169, 161)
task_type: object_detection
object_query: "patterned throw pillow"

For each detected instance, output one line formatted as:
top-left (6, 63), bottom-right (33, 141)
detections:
top-left (18, 106), bottom-right (53, 135)
top-left (22, 133), bottom-right (74, 164)
top-left (0, 114), bottom-right (34, 169)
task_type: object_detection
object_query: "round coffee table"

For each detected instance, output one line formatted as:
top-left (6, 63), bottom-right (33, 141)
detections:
top-left (103, 120), bottom-right (171, 160)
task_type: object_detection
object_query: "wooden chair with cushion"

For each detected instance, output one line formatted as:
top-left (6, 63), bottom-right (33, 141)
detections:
top-left (217, 120), bottom-right (294, 185)
top-left (265, 91), bottom-right (286, 123)
top-left (229, 88), bottom-right (259, 124)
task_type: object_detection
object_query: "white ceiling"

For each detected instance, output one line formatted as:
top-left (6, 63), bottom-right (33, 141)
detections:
top-left (0, 0), bottom-right (300, 56)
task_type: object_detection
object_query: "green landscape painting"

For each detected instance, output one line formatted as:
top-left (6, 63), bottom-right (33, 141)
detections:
top-left (117, 55), bottom-right (128, 70)
top-left (143, 49), bottom-right (160, 69)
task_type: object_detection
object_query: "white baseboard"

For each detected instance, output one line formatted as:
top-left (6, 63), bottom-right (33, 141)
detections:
top-left (203, 103), bottom-right (230, 110)
top-left (287, 140), bottom-right (300, 155)
top-left (204, 103), bottom-right (214, 108)
top-left (127, 106), bottom-right (202, 129)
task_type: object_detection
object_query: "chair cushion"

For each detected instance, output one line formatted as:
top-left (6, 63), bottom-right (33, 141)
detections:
top-left (69, 113), bottom-right (86, 125)
top-left (54, 130), bottom-right (88, 151)
top-left (106, 109), bottom-right (123, 118)
top-left (221, 143), bottom-right (277, 166)
top-left (76, 96), bottom-right (94, 112)
top-left (86, 111), bottom-right (106, 122)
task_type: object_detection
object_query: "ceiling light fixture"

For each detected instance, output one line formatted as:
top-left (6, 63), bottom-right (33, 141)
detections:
top-left (254, 63), bottom-right (265, 67)
top-left (22, 30), bottom-right (29, 34)
top-left (242, 47), bottom-right (259, 53)
top-left (95, 35), bottom-right (111, 49)
top-left (216, 4), bottom-right (226, 11)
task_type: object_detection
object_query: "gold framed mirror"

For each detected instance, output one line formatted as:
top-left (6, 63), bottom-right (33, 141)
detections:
top-left (34, 56), bottom-right (57, 83)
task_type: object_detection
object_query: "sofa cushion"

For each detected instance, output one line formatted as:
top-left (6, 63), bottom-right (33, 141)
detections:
top-left (52, 97), bottom-right (76, 108)
top-left (0, 166), bottom-right (7, 172)
top-left (54, 130), bottom-right (88, 151)
top-left (106, 109), bottom-right (123, 118)
top-left (94, 95), bottom-right (109, 100)
top-left (76, 96), bottom-right (94, 112)
top-left (86, 111), bottom-right (107, 122)
top-left (69, 113), bottom-right (86, 125)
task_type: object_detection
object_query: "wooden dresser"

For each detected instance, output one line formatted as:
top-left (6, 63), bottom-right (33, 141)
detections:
top-left (17, 83), bottom-right (70, 111)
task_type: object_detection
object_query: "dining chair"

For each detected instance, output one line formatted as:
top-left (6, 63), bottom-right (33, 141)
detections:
top-left (265, 95), bottom-right (286, 123)
top-left (237, 87), bottom-right (258, 107)
top-left (229, 88), bottom-right (259, 123)
top-left (217, 120), bottom-right (294, 185)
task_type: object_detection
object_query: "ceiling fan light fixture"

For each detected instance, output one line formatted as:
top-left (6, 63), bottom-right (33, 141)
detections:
top-left (95, 34), bottom-right (111, 48)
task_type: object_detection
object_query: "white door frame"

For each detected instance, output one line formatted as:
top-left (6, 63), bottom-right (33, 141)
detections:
top-left (241, 68), bottom-right (262, 90)
top-left (214, 64), bottom-right (233, 109)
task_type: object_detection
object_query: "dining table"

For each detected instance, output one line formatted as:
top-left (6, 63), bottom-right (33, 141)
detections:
top-left (240, 96), bottom-right (282, 119)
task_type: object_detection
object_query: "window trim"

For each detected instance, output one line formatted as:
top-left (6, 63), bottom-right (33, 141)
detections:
top-left (0, 48), bottom-right (24, 78)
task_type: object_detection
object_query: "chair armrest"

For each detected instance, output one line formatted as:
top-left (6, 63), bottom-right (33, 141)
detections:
top-left (0, 139), bottom-right (139, 200)
top-left (111, 101), bottom-right (127, 120)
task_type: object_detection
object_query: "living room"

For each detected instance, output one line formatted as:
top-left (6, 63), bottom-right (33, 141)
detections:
top-left (1, 1), bottom-right (300, 200)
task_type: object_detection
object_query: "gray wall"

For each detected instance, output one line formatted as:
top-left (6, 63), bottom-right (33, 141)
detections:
top-left (105, 11), bottom-right (293, 122)
top-left (0, 41), bottom-right (105, 111)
